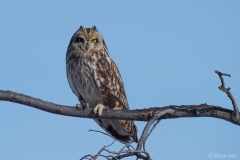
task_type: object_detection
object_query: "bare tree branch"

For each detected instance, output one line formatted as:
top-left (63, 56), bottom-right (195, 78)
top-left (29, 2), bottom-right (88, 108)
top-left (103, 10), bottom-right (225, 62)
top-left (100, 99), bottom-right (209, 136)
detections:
top-left (215, 70), bottom-right (240, 119)
top-left (0, 90), bottom-right (240, 125)
top-left (89, 129), bottom-right (115, 140)
top-left (79, 138), bottom-right (150, 160)
top-left (137, 109), bottom-right (175, 151)
top-left (142, 119), bottom-right (160, 151)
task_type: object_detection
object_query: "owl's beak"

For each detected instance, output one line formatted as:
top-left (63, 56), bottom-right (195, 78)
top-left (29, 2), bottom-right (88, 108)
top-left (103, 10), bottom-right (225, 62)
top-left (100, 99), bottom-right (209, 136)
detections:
top-left (85, 43), bottom-right (89, 51)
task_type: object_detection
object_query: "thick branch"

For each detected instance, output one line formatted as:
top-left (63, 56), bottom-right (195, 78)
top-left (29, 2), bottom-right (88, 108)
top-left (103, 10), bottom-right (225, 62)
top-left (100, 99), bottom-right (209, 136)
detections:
top-left (1, 90), bottom-right (240, 125)
top-left (2, 70), bottom-right (237, 160)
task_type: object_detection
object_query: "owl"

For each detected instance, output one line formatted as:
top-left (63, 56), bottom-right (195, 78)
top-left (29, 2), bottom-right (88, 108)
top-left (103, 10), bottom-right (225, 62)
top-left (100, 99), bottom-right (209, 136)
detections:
top-left (66, 25), bottom-right (138, 143)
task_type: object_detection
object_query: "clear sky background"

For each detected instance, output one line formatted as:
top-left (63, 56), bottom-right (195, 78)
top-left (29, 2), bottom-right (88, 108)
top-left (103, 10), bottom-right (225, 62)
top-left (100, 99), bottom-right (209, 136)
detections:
top-left (1, 1), bottom-right (240, 160)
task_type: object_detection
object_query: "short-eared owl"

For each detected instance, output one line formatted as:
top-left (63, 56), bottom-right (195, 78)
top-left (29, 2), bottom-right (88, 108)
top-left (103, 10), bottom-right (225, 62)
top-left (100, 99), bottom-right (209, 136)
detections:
top-left (66, 25), bottom-right (138, 143)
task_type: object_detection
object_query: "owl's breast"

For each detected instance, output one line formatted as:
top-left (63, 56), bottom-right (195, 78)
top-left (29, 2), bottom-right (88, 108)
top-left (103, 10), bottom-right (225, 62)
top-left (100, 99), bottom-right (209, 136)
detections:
top-left (66, 51), bottom-right (104, 107)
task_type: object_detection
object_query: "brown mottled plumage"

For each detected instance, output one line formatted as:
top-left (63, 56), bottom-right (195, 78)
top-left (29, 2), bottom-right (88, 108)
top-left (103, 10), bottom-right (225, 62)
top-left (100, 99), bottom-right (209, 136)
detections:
top-left (66, 25), bottom-right (138, 143)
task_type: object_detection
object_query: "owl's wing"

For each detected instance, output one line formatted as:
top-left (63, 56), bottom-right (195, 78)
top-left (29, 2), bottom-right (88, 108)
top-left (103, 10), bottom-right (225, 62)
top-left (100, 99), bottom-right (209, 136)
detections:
top-left (94, 56), bottom-right (138, 143)
top-left (95, 56), bottom-right (129, 110)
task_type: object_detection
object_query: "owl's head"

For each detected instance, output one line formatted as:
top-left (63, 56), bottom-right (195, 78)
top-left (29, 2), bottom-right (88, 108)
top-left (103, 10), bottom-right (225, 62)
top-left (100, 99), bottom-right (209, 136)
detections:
top-left (68, 25), bottom-right (106, 53)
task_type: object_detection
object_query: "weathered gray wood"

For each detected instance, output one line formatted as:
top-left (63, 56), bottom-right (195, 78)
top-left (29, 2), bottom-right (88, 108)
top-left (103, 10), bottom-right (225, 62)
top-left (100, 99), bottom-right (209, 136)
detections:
top-left (1, 90), bottom-right (239, 125)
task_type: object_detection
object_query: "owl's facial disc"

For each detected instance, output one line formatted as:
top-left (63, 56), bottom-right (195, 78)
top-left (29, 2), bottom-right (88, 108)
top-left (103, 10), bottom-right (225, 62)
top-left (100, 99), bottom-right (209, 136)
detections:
top-left (71, 28), bottom-right (104, 53)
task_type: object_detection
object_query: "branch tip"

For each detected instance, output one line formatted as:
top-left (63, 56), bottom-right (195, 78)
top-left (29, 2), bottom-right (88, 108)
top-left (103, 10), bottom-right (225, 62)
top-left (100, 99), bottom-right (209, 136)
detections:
top-left (215, 70), bottom-right (231, 77)
top-left (215, 70), bottom-right (239, 119)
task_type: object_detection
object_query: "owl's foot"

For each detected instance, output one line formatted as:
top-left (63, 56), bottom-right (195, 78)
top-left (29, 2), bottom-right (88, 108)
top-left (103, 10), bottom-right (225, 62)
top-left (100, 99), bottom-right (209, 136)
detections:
top-left (76, 102), bottom-right (90, 109)
top-left (93, 103), bottom-right (108, 116)
top-left (76, 104), bottom-right (82, 109)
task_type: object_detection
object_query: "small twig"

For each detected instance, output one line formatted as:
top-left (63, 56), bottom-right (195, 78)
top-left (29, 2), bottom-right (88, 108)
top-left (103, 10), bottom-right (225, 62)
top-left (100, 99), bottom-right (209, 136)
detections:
top-left (111, 150), bottom-right (150, 160)
top-left (126, 144), bottom-right (135, 151)
top-left (89, 129), bottom-right (115, 140)
top-left (94, 147), bottom-right (105, 159)
top-left (88, 129), bottom-right (132, 145)
top-left (215, 70), bottom-right (240, 119)
top-left (98, 155), bottom-right (112, 160)
top-left (80, 154), bottom-right (94, 160)
top-left (105, 140), bottom-right (116, 148)
top-left (119, 145), bottom-right (128, 153)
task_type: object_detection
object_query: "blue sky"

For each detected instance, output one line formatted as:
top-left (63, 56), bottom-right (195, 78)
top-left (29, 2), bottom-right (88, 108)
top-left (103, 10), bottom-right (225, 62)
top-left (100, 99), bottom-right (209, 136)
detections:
top-left (1, 1), bottom-right (240, 160)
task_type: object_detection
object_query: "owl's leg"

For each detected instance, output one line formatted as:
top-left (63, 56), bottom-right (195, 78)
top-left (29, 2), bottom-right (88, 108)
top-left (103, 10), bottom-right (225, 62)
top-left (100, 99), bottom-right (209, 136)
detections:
top-left (93, 103), bottom-right (108, 116)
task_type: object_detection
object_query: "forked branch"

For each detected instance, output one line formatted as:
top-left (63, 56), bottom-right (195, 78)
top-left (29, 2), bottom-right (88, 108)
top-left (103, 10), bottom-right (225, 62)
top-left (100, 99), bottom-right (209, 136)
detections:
top-left (215, 70), bottom-right (240, 119)
top-left (79, 138), bottom-right (150, 160)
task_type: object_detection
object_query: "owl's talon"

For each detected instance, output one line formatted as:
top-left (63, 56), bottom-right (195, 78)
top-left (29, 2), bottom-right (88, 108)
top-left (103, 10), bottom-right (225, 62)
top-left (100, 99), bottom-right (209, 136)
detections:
top-left (85, 103), bottom-right (90, 108)
top-left (93, 104), bottom-right (106, 116)
top-left (76, 103), bottom-right (90, 110)
top-left (76, 104), bottom-right (82, 109)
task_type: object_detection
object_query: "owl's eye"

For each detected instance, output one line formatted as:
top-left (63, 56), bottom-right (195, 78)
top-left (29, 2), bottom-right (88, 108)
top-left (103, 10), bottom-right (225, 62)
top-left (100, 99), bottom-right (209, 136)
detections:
top-left (77, 38), bottom-right (84, 42)
top-left (91, 39), bottom-right (97, 43)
